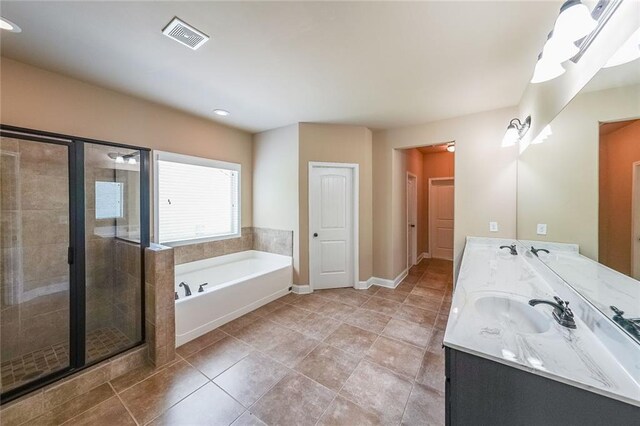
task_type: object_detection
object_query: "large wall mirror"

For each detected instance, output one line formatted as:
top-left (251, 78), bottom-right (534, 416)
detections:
top-left (517, 45), bottom-right (640, 342)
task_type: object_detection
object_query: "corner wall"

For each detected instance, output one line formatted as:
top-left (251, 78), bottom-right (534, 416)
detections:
top-left (373, 106), bottom-right (519, 281)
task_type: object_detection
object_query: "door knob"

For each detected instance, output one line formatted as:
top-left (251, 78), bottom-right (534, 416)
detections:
top-left (313, 233), bottom-right (318, 237)
top-left (410, 224), bottom-right (415, 228)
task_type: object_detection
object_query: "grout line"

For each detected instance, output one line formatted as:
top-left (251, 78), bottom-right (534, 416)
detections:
top-left (109, 382), bottom-right (140, 426)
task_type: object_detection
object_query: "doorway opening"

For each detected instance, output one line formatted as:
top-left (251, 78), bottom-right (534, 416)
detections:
top-left (399, 143), bottom-right (455, 270)
top-left (599, 119), bottom-right (640, 279)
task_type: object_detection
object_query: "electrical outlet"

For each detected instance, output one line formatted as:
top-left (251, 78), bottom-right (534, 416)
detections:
top-left (489, 222), bottom-right (498, 232)
top-left (537, 224), bottom-right (547, 235)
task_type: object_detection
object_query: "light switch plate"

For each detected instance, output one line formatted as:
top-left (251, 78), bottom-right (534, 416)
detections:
top-left (489, 222), bottom-right (498, 232)
top-left (537, 224), bottom-right (547, 235)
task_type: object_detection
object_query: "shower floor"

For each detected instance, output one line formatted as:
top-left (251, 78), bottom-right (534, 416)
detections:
top-left (1, 327), bottom-right (132, 394)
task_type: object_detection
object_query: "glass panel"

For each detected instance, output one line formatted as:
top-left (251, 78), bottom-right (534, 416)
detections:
top-left (84, 143), bottom-right (142, 363)
top-left (1, 136), bottom-right (70, 394)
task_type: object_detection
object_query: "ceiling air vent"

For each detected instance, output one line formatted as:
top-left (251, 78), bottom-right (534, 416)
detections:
top-left (162, 17), bottom-right (209, 50)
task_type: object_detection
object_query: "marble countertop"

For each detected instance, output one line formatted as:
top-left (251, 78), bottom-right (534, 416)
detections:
top-left (534, 249), bottom-right (640, 320)
top-left (443, 237), bottom-right (640, 407)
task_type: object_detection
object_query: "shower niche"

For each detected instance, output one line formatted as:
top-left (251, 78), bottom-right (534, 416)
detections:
top-left (0, 126), bottom-right (150, 403)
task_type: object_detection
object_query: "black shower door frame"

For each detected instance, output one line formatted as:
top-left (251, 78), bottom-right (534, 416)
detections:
top-left (0, 125), bottom-right (150, 404)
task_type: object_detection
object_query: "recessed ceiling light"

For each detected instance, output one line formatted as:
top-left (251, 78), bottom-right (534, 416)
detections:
top-left (213, 109), bottom-right (230, 117)
top-left (0, 17), bottom-right (21, 33)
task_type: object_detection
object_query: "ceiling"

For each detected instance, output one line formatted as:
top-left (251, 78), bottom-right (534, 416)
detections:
top-left (0, 1), bottom-right (561, 133)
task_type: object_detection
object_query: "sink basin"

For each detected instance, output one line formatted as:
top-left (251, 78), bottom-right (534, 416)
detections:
top-left (474, 295), bottom-right (551, 334)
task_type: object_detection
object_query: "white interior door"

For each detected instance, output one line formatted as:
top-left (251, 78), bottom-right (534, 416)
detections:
top-left (430, 178), bottom-right (454, 261)
top-left (309, 165), bottom-right (355, 289)
top-left (632, 162), bottom-right (640, 280)
top-left (407, 175), bottom-right (417, 267)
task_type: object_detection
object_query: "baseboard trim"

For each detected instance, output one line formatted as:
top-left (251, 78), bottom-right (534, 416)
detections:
top-left (368, 268), bottom-right (408, 289)
top-left (356, 277), bottom-right (375, 290)
top-left (292, 284), bottom-right (312, 294)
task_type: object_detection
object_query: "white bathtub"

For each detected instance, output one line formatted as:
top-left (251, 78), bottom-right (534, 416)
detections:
top-left (174, 250), bottom-right (292, 346)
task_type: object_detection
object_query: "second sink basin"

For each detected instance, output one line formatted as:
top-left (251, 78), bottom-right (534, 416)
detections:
top-left (474, 295), bottom-right (551, 334)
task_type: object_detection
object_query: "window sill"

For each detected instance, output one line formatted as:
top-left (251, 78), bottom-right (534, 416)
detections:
top-left (159, 233), bottom-right (241, 247)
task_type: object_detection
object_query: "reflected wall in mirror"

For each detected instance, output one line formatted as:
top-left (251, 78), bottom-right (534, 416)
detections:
top-left (517, 52), bottom-right (640, 342)
top-left (599, 119), bottom-right (640, 279)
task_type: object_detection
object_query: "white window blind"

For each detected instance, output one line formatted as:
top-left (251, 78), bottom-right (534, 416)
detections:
top-left (157, 155), bottom-right (240, 244)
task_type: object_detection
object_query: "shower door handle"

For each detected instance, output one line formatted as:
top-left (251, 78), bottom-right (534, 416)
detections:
top-left (67, 247), bottom-right (74, 265)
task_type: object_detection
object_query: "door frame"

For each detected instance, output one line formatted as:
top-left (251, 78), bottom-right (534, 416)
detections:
top-left (632, 161), bottom-right (640, 278)
top-left (428, 177), bottom-right (455, 260)
top-left (406, 172), bottom-right (418, 269)
top-left (308, 162), bottom-right (359, 291)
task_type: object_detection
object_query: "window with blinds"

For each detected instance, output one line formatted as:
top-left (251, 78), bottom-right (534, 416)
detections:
top-left (155, 153), bottom-right (240, 244)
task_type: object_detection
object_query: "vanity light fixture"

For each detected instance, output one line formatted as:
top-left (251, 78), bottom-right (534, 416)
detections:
top-left (531, 53), bottom-right (566, 84)
top-left (603, 26), bottom-right (640, 68)
top-left (128, 157), bottom-right (137, 165)
top-left (0, 16), bottom-right (21, 32)
top-left (501, 116), bottom-right (531, 147)
top-left (213, 109), bottom-right (230, 116)
top-left (446, 143), bottom-right (455, 153)
top-left (542, 31), bottom-right (579, 64)
top-left (108, 152), bottom-right (138, 164)
top-left (553, 0), bottom-right (597, 43)
top-left (115, 155), bottom-right (125, 164)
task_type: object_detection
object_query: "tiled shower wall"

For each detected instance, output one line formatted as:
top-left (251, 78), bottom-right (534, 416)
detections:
top-left (173, 227), bottom-right (294, 265)
top-left (1, 138), bottom-right (70, 361)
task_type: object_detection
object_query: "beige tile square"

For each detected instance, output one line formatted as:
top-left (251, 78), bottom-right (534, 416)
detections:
top-left (213, 351), bottom-right (288, 407)
top-left (252, 372), bottom-right (335, 426)
top-left (404, 294), bottom-right (442, 312)
top-left (261, 331), bottom-right (320, 365)
top-left (317, 395), bottom-right (382, 426)
top-left (394, 305), bottom-right (438, 326)
top-left (233, 320), bottom-right (291, 351)
top-left (339, 360), bottom-right (412, 425)
top-left (289, 312), bottom-right (341, 340)
top-left (231, 411), bottom-right (267, 426)
top-left (295, 344), bottom-right (359, 391)
top-left (343, 308), bottom-right (391, 334)
top-left (316, 300), bottom-right (357, 321)
top-left (382, 318), bottom-right (433, 348)
top-left (31, 383), bottom-right (114, 426)
top-left (401, 383), bottom-right (445, 426)
top-left (119, 361), bottom-right (208, 424)
top-left (269, 304), bottom-right (312, 325)
top-left (324, 324), bottom-right (378, 356)
top-left (175, 328), bottom-right (226, 358)
top-left (60, 396), bottom-right (135, 426)
top-left (148, 382), bottom-right (244, 425)
top-left (365, 336), bottom-right (423, 378)
top-left (361, 297), bottom-right (401, 316)
top-left (416, 351), bottom-right (445, 393)
top-left (186, 336), bottom-right (252, 379)
top-left (373, 287), bottom-right (409, 303)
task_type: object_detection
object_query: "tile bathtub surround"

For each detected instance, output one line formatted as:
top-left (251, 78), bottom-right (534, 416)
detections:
top-left (144, 244), bottom-right (176, 367)
top-left (0, 258), bottom-right (451, 425)
top-left (252, 227), bottom-right (293, 257)
top-left (172, 227), bottom-right (293, 265)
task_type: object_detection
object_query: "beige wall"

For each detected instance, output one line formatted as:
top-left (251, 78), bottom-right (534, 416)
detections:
top-left (0, 58), bottom-right (254, 227)
top-left (253, 124), bottom-right (300, 282)
top-left (299, 123), bottom-right (373, 285)
top-left (517, 85), bottom-right (640, 260)
top-left (373, 106), bottom-right (519, 280)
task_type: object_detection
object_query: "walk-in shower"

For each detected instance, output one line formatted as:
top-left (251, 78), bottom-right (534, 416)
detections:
top-left (0, 125), bottom-right (149, 403)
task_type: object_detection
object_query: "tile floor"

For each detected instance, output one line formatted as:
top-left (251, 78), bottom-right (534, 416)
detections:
top-left (14, 258), bottom-right (452, 425)
top-left (1, 327), bottom-right (132, 394)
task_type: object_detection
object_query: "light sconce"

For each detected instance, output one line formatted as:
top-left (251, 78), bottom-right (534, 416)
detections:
top-left (530, 0), bottom-right (598, 84)
top-left (502, 116), bottom-right (531, 147)
top-left (446, 143), bottom-right (455, 153)
top-left (108, 152), bottom-right (138, 165)
top-left (603, 26), bottom-right (640, 68)
top-left (0, 16), bottom-right (21, 33)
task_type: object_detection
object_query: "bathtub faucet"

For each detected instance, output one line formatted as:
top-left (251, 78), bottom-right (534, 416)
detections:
top-left (179, 282), bottom-right (192, 297)
top-left (198, 283), bottom-right (208, 293)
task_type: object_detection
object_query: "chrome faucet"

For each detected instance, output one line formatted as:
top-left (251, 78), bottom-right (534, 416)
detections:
top-left (500, 244), bottom-right (518, 255)
top-left (529, 296), bottom-right (576, 329)
top-left (179, 282), bottom-right (192, 297)
top-left (531, 246), bottom-right (550, 257)
top-left (610, 306), bottom-right (640, 339)
top-left (198, 283), bottom-right (209, 293)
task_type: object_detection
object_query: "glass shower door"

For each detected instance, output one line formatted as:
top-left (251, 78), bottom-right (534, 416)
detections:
top-left (84, 143), bottom-right (143, 363)
top-left (0, 135), bottom-right (72, 394)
